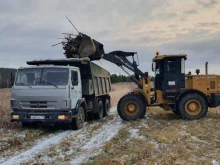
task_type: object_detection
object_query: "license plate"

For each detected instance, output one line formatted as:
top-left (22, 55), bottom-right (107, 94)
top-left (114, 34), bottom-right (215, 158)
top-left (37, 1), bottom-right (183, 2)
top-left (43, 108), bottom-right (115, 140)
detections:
top-left (31, 116), bottom-right (45, 119)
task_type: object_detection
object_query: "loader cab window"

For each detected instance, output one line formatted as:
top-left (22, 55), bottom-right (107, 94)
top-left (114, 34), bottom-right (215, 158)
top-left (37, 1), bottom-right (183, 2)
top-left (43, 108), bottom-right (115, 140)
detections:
top-left (167, 59), bottom-right (176, 73)
top-left (71, 71), bottom-right (78, 86)
top-left (181, 58), bottom-right (185, 74)
top-left (154, 61), bottom-right (161, 76)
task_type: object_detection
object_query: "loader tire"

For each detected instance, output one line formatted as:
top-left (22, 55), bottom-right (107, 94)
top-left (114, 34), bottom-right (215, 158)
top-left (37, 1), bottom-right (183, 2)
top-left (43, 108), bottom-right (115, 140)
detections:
top-left (117, 94), bottom-right (146, 121)
top-left (71, 106), bottom-right (85, 130)
top-left (178, 93), bottom-right (208, 120)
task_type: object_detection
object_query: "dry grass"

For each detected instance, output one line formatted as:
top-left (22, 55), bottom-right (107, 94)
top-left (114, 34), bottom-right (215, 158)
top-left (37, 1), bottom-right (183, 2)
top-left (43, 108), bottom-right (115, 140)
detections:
top-left (85, 107), bottom-right (220, 165)
top-left (0, 88), bottom-right (15, 128)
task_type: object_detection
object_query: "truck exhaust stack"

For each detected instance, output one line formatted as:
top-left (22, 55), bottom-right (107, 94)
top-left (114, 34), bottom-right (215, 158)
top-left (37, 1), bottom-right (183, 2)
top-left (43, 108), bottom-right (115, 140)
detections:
top-left (205, 62), bottom-right (208, 75)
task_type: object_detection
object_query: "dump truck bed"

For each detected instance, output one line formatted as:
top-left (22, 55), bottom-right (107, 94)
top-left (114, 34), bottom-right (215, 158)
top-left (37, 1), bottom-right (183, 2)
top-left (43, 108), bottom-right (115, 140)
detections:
top-left (27, 58), bottom-right (111, 97)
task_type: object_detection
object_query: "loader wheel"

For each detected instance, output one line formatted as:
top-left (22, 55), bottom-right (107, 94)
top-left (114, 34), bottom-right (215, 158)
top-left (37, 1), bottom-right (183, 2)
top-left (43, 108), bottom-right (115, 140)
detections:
top-left (96, 101), bottom-right (104, 119)
top-left (71, 106), bottom-right (85, 130)
top-left (104, 99), bottom-right (110, 117)
top-left (178, 93), bottom-right (208, 120)
top-left (117, 94), bottom-right (146, 121)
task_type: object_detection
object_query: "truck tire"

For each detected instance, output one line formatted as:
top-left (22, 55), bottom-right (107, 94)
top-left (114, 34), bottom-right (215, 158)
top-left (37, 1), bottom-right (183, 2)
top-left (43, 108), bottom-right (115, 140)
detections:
top-left (117, 93), bottom-right (146, 121)
top-left (71, 106), bottom-right (85, 130)
top-left (178, 93), bottom-right (208, 120)
top-left (104, 99), bottom-right (110, 117)
top-left (96, 101), bottom-right (104, 119)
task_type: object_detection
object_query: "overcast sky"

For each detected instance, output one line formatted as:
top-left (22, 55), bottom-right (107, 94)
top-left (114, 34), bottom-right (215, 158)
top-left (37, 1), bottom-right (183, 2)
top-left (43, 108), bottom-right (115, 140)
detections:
top-left (0, 0), bottom-right (220, 75)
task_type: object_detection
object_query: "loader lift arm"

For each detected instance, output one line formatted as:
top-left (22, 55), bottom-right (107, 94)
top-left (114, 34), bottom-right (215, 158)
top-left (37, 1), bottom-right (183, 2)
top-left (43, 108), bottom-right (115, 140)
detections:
top-left (103, 51), bottom-right (146, 88)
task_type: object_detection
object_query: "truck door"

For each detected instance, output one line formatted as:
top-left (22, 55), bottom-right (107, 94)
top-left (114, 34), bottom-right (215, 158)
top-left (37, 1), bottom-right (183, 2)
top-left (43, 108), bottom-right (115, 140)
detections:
top-left (70, 69), bottom-right (82, 109)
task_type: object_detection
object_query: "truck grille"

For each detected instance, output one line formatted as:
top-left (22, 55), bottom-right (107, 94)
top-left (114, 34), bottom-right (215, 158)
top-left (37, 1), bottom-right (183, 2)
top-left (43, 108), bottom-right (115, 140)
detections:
top-left (20, 101), bottom-right (57, 109)
top-left (30, 101), bottom-right (47, 108)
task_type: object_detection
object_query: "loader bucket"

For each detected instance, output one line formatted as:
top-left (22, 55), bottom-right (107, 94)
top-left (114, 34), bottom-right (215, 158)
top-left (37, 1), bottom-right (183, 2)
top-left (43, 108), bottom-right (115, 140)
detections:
top-left (62, 33), bottom-right (104, 60)
top-left (78, 35), bottom-right (96, 58)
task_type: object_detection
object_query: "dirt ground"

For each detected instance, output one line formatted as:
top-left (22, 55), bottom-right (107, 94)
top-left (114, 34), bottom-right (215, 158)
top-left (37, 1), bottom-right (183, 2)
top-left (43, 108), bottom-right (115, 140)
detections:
top-left (110, 82), bottom-right (136, 106)
top-left (0, 83), bottom-right (220, 165)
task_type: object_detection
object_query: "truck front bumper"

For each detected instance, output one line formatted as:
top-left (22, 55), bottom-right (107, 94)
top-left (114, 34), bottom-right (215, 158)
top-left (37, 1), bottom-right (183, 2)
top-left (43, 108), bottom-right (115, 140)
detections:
top-left (11, 111), bottom-right (73, 124)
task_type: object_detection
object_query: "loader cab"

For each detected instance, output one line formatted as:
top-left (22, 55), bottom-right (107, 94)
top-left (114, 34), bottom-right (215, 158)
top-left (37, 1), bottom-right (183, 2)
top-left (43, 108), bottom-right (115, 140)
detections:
top-left (152, 54), bottom-right (187, 96)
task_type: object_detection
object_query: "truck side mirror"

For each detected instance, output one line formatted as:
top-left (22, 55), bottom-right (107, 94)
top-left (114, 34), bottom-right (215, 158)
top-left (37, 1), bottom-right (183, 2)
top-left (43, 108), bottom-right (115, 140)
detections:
top-left (10, 72), bottom-right (15, 87)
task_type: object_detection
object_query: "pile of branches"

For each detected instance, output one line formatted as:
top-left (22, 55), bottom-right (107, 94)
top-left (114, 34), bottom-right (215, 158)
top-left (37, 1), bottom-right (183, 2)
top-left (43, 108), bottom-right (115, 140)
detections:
top-left (62, 33), bottom-right (83, 58)
top-left (52, 17), bottom-right (105, 60)
top-left (60, 32), bottom-right (105, 60)
top-left (53, 16), bottom-right (105, 60)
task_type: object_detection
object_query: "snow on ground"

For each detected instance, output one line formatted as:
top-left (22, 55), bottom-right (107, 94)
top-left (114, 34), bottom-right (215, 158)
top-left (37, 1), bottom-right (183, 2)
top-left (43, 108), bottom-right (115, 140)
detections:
top-left (70, 116), bottom-right (122, 165)
top-left (0, 130), bottom-right (71, 165)
top-left (0, 107), bottom-right (122, 165)
top-left (212, 160), bottom-right (219, 165)
top-left (129, 128), bottom-right (145, 140)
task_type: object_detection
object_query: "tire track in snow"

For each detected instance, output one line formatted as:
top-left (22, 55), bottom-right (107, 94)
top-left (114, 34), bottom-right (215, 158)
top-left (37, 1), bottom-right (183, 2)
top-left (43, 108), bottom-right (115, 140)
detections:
top-left (1, 107), bottom-right (119, 165)
top-left (0, 130), bottom-right (72, 165)
top-left (70, 116), bottom-right (123, 165)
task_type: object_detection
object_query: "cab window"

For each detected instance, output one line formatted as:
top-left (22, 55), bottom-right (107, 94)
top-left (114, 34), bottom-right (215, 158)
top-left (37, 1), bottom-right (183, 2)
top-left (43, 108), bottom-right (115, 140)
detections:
top-left (71, 71), bottom-right (78, 86)
top-left (167, 59), bottom-right (176, 73)
top-left (155, 61), bottom-right (160, 75)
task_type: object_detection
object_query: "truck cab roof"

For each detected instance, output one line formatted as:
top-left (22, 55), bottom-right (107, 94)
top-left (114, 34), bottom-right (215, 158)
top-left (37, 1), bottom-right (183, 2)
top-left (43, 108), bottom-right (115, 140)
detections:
top-left (18, 65), bottom-right (79, 70)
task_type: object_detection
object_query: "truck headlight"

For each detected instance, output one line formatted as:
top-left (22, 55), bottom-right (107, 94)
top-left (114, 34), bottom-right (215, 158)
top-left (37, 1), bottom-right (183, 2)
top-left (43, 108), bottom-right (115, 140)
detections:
top-left (58, 115), bottom-right (69, 120)
top-left (11, 115), bottom-right (19, 120)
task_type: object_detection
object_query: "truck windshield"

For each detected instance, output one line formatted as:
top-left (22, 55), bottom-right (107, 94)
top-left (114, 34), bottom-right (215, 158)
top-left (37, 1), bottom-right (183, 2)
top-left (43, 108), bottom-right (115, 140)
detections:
top-left (15, 68), bottom-right (69, 86)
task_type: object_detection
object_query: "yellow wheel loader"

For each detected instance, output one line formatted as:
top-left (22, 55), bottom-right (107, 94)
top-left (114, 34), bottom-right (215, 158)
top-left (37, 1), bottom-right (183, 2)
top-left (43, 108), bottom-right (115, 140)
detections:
top-left (103, 51), bottom-right (219, 120)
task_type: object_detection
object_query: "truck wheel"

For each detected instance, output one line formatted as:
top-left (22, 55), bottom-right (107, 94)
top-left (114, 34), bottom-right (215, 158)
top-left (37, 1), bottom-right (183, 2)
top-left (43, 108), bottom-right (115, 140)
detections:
top-left (96, 101), bottom-right (104, 119)
top-left (104, 99), bottom-right (110, 117)
top-left (178, 93), bottom-right (208, 120)
top-left (71, 106), bottom-right (85, 130)
top-left (117, 94), bottom-right (146, 121)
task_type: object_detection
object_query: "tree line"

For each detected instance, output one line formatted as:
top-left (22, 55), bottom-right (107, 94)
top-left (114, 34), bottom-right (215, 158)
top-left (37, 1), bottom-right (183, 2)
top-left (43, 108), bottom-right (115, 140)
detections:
top-left (110, 74), bottom-right (155, 84)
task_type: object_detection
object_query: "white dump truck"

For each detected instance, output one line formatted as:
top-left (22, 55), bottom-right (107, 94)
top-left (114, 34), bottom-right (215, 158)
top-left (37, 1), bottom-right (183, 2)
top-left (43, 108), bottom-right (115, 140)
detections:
top-left (10, 58), bottom-right (111, 129)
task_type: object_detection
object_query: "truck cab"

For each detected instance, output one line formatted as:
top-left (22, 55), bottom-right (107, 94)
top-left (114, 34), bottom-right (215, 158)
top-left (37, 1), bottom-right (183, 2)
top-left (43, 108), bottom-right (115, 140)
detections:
top-left (11, 59), bottom-right (111, 129)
